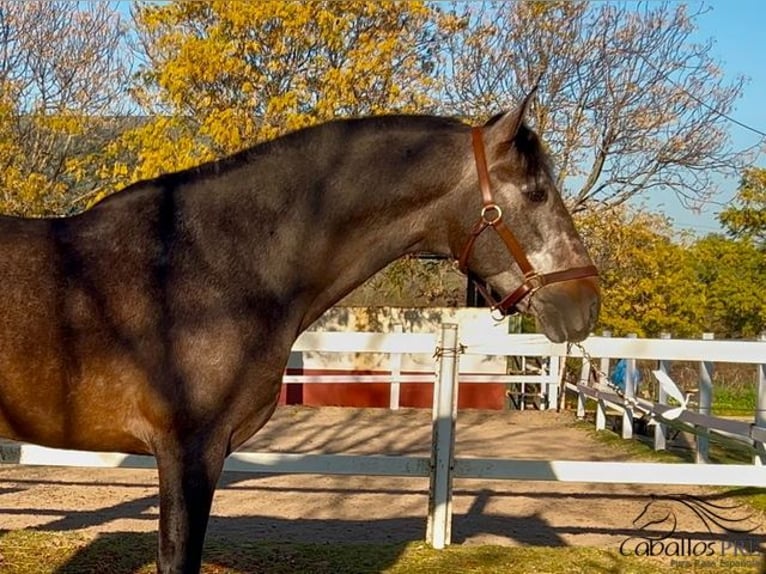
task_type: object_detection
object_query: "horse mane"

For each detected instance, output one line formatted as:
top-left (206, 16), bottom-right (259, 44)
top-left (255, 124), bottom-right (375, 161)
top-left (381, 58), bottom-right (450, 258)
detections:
top-left (148, 114), bottom-right (468, 189)
top-left (81, 114), bottom-right (469, 212)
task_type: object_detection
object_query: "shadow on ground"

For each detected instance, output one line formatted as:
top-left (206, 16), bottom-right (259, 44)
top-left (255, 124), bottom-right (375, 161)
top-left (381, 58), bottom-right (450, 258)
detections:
top-left (48, 532), bottom-right (412, 574)
top-left (5, 479), bottom-right (763, 574)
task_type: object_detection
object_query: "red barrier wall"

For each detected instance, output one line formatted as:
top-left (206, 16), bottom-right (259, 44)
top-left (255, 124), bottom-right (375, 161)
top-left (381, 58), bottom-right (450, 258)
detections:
top-left (277, 369), bottom-right (506, 409)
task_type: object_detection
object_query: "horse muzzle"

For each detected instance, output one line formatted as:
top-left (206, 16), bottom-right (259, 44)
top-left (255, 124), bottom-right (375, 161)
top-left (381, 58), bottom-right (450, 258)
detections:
top-left (530, 275), bottom-right (601, 343)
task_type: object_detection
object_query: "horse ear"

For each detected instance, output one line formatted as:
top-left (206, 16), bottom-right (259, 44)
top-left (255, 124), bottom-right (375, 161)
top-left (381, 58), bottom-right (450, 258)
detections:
top-left (484, 85), bottom-right (538, 146)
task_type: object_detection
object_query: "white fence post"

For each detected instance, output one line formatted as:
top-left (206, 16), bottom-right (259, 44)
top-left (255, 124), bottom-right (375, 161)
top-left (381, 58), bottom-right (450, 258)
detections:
top-left (389, 323), bottom-right (403, 410)
top-left (655, 333), bottom-right (671, 451)
top-left (598, 331), bottom-right (612, 385)
top-left (755, 332), bottom-right (766, 465)
top-left (697, 332), bottom-right (714, 464)
top-left (595, 398), bottom-right (606, 431)
top-left (547, 354), bottom-right (560, 410)
top-left (577, 355), bottom-right (590, 421)
top-left (576, 371), bottom-right (586, 420)
top-left (426, 323), bottom-right (459, 549)
top-left (623, 333), bottom-right (637, 440)
top-left (595, 331), bottom-right (611, 432)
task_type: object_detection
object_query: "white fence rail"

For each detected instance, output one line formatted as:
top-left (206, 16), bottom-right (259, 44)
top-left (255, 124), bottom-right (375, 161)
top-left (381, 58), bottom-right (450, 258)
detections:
top-left (567, 332), bottom-right (766, 465)
top-left (286, 329), bottom-right (561, 410)
top-left (2, 326), bottom-right (766, 549)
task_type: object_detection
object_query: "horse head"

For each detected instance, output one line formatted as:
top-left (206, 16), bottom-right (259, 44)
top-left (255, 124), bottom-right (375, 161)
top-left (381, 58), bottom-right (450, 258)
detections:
top-left (632, 498), bottom-right (678, 534)
top-left (452, 89), bottom-right (600, 343)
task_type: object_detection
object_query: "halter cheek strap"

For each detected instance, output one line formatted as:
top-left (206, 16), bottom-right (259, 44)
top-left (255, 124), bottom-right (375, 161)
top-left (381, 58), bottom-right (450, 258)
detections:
top-left (456, 127), bottom-right (599, 316)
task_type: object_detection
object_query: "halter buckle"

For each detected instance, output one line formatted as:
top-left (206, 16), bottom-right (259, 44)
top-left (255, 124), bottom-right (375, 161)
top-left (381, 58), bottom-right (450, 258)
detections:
top-left (524, 272), bottom-right (544, 292)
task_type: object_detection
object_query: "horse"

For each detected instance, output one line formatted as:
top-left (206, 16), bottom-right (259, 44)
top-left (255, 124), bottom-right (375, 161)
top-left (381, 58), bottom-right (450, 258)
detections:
top-left (0, 89), bottom-right (599, 573)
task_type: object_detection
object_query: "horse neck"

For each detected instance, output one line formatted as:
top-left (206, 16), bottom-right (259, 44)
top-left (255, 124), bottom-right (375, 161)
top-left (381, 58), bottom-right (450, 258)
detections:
top-left (236, 122), bottom-right (470, 330)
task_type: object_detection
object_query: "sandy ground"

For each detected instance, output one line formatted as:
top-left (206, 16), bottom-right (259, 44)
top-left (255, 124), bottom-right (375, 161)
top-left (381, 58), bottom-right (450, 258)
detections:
top-left (1, 407), bottom-right (764, 553)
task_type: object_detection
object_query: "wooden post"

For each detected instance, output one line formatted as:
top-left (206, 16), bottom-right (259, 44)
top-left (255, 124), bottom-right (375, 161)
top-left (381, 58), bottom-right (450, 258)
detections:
top-left (754, 332), bottom-right (766, 465)
top-left (427, 323), bottom-right (459, 549)
top-left (596, 398), bottom-right (606, 431)
top-left (576, 388), bottom-right (586, 420)
top-left (622, 333), bottom-right (637, 440)
top-left (654, 333), bottom-right (671, 451)
top-left (518, 356), bottom-right (527, 412)
top-left (696, 332), bottom-right (714, 464)
top-left (389, 323), bottom-right (403, 410)
top-left (549, 354), bottom-right (562, 411)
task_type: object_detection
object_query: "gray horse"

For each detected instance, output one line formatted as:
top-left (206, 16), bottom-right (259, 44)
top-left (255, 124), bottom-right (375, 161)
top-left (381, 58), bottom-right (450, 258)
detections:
top-left (0, 91), bottom-right (599, 573)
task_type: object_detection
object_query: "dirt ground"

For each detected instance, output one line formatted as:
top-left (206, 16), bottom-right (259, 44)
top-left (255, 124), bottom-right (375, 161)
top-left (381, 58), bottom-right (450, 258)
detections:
top-left (1, 407), bottom-right (764, 551)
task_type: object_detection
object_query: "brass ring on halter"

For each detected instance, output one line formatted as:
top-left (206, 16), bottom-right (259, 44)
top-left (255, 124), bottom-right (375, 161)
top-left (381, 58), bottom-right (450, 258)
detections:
top-left (480, 203), bottom-right (502, 225)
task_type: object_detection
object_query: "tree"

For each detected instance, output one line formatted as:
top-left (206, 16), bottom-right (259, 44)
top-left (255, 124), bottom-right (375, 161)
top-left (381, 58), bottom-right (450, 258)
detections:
top-left (718, 167), bottom-right (766, 247)
top-left (0, 1), bottom-right (130, 216)
top-left (689, 234), bottom-right (766, 338)
top-left (92, 0), bottom-right (438, 196)
top-left (437, 1), bottom-right (749, 212)
top-left (576, 203), bottom-right (765, 339)
top-left (340, 256), bottom-right (465, 307)
top-left (576, 206), bottom-right (704, 337)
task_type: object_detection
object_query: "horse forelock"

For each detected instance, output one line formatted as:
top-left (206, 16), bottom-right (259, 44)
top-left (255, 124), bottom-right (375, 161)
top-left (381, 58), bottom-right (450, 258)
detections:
top-left (483, 113), bottom-right (555, 196)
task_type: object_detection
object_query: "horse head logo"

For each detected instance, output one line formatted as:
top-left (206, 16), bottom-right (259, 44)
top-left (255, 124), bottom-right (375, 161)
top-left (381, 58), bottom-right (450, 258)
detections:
top-left (632, 497), bottom-right (679, 539)
top-left (634, 494), bottom-right (761, 538)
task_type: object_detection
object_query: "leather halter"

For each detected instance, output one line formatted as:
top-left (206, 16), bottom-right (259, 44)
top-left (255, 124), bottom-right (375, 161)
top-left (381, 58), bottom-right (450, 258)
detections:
top-left (457, 127), bottom-right (598, 316)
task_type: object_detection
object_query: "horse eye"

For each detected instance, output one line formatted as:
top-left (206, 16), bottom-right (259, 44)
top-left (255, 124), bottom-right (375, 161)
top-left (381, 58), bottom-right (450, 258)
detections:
top-left (523, 185), bottom-right (547, 203)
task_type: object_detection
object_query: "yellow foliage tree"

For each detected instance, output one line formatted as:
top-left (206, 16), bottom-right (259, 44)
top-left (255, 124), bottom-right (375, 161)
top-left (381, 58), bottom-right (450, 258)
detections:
top-left (0, 1), bottom-right (130, 216)
top-left (87, 0), bottom-right (438, 202)
top-left (576, 207), bottom-right (705, 337)
top-left (718, 167), bottom-right (766, 246)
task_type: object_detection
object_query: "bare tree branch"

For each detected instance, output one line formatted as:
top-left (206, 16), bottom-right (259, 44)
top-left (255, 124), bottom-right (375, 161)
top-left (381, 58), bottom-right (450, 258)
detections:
top-left (0, 1), bottom-right (131, 216)
top-left (436, 0), bottom-right (754, 211)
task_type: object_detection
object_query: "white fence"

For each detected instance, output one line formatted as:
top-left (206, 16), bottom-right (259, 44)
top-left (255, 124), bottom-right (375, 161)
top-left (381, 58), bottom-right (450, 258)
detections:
top-left (2, 325), bottom-right (766, 549)
top-left (568, 332), bottom-right (766, 465)
top-left (286, 324), bottom-right (560, 410)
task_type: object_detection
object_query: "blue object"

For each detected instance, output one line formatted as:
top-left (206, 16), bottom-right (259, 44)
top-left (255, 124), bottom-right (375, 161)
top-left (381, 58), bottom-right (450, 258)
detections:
top-left (610, 359), bottom-right (641, 392)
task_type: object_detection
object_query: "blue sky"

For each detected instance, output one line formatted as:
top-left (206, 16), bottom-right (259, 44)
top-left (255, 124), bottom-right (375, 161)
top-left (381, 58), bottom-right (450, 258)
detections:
top-left (655, 0), bottom-right (766, 234)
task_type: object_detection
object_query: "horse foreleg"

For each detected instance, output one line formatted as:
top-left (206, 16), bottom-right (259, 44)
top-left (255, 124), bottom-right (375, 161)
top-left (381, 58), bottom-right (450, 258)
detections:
top-left (155, 438), bottom-right (227, 574)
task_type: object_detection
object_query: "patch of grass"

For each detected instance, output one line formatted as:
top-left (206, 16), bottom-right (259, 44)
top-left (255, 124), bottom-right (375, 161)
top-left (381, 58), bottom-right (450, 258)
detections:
top-left (383, 544), bottom-right (718, 574)
top-left (609, 361), bottom-right (757, 417)
top-left (572, 416), bottom-right (766, 523)
top-left (713, 385), bottom-right (757, 417)
top-left (2, 532), bottom-right (761, 574)
top-left (0, 530), bottom-right (152, 574)
top-left (580, 415), bottom-right (756, 465)
top-left (571, 418), bottom-right (681, 464)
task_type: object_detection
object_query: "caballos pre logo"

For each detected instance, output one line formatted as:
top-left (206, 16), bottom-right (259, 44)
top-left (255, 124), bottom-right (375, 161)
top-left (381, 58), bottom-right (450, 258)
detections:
top-left (620, 494), bottom-right (765, 564)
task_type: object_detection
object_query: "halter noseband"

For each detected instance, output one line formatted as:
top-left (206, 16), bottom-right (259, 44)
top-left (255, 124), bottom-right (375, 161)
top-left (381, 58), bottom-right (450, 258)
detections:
top-left (456, 127), bottom-right (599, 316)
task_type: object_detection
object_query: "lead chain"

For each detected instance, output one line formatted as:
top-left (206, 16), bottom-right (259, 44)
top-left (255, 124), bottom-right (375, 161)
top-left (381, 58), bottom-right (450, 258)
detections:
top-left (572, 342), bottom-right (639, 409)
